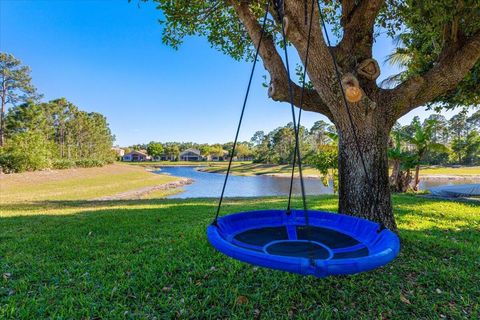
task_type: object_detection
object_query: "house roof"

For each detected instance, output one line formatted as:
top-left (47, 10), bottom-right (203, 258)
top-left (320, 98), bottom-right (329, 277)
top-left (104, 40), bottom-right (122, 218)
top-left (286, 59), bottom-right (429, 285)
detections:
top-left (124, 150), bottom-right (148, 156)
top-left (179, 148), bottom-right (201, 156)
top-left (211, 150), bottom-right (229, 156)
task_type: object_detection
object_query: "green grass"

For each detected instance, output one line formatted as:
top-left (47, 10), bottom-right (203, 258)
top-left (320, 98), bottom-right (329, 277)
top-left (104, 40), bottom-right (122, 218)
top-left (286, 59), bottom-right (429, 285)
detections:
top-left (200, 163), bottom-right (321, 176)
top-left (0, 164), bottom-right (180, 203)
top-left (419, 166), bottom-right (480, 176)
top-left (200, 163), bottom-right (480, 178)
top-left (1, 192), bottom-right (479, 318)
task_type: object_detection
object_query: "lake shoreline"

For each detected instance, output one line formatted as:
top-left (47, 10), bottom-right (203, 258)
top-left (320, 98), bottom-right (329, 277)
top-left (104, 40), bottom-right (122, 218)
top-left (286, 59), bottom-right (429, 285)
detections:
top-left (92, 177), bottom-right (194, 200)
top-left (197, 166), bottom-right (480, 181)
top-left (420, 174), bottom-right (480, 180)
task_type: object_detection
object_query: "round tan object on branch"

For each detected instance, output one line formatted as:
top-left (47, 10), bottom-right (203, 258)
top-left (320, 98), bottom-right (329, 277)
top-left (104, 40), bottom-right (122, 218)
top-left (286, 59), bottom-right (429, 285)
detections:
top-left (268, 83), bottom-right (276, 98)
top-left (283, 16), bottom-right (289, 36)
top-left (357, 59), bottom-right (380, 80)
top-left (341, 73), bottom-right (362, 103)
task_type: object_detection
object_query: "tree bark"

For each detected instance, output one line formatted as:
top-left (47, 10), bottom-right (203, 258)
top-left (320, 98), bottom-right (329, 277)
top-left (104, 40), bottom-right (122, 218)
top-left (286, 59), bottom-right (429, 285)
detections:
top-left (389, 159), bottom-right (400, 190)
top-left (336, 112), bottom-right (396, 231)
top-left (413, 165), bottom-right (420, 191)
top-left (0, 97), bottom-right (5, 147)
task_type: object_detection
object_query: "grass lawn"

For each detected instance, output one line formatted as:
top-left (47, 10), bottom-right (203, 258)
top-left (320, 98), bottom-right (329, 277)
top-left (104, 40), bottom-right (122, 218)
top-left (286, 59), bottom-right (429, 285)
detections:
top-left (0, 163), bottom-right (180, 203)
top-left (200, 163), bottom-right (321, 177)
top-left (419, 166), bottom-right (480, 176)
top-left (0, 170), bottom-right (479, 318)
top-left (199, 163), bottom-right (480, 178)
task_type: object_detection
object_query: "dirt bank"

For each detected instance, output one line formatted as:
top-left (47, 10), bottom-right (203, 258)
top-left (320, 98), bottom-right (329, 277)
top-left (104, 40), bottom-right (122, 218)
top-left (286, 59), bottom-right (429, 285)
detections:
top-left (93, 178), bottom-right (193, 200)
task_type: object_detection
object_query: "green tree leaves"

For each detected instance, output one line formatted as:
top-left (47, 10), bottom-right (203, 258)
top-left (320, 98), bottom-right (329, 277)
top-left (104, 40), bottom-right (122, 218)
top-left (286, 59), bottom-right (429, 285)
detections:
top-left (0, 52), bottom-right (39, 146)
top-left (146, 142), bottom-right (164, 158)
top-left (1, 99), bottom-right (115, 173)
top-left (0, 131), bottom-right (54, 172)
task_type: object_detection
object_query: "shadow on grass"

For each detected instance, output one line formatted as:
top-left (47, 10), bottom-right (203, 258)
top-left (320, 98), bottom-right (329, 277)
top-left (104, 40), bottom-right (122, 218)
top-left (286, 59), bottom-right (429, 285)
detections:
top-left (0, 195), bottom-right (339, 213)
top-left (0, 195), bottom-right (478, 318)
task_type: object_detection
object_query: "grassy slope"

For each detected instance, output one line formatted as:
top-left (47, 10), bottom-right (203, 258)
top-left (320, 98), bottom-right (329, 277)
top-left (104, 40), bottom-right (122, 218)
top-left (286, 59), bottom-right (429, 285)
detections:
top-left (200, 163), bottom-right (480, 177)
top-left (200, 163), bottom-right (321, 176)
top-left (0, 177), bottom-right (479, 318)
top-left (419, 166), bottom-right (480, 176)
top-left (0, 163), bottom-right (179, 203)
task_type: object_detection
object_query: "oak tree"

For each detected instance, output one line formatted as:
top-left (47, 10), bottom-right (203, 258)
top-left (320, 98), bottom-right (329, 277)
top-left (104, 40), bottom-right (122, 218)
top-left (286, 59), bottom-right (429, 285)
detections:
top-left (140, 0), bottom-right (480, 230)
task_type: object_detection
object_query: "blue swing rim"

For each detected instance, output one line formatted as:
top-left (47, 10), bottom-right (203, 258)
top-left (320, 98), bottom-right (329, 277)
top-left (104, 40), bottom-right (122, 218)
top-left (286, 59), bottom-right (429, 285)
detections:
top-left (207, 209), bottom-right (400, 278)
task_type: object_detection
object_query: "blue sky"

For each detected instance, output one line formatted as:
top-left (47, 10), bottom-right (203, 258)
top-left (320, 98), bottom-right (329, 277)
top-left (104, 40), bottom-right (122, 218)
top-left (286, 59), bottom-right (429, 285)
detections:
top-left (0, 0), bottom-right (459, 146)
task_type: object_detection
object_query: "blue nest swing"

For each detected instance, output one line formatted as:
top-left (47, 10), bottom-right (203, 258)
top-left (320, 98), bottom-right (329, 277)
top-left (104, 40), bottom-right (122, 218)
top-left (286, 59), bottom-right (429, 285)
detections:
top-left (207, 0), bottom-right (400, 278)
top-left (207, 210), bottom-right (399, 277)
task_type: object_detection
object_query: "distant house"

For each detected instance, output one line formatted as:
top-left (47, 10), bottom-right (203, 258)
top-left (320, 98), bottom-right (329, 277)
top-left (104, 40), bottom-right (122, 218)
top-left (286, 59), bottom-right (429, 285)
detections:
top-left (154, 154), bottom-right (176, 161)
top-left (209, 150), bottom-right (229, 161)
top-left (179, 149), bottom-right (202, 161)
top-left (123, 150), bottom-right (150, 162)
top-left (235, 155), bottom-right (254, 161)
top-left (111, 147), bottom-right (125, 157)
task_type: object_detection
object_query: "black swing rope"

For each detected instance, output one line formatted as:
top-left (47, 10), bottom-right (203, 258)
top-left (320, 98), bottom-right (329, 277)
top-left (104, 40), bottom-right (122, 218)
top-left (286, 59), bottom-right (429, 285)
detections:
top-left (286, 0), bottom-right (316, 213)
top-left (212, 1), bottom-right (270, 225)
top-left (314, 0), bottom-right (383, 226)
top-left (214, 0), bottom-right (382, 240)
top-left (276, 0), bottom-right (309, 216)
top-left (275, 0), bottom-right (315, 264)
top-left (285, 0), bottom-right (383, 236)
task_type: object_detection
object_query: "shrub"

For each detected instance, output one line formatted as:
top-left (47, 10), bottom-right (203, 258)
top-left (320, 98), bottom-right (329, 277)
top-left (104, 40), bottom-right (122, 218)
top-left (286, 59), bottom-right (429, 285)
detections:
top-left (74, 159), bottom-right (105, 168)
top-left (52, 159), bottom-right (76, 169)
top-left (0, 132), bottom-right (53, 173)
top-left (312, 145), bottom-right (339, 193)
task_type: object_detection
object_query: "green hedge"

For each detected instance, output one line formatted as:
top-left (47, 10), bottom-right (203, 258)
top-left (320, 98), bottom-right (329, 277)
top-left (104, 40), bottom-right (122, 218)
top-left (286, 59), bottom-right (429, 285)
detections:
top-left (51, 159), bottom-right (77, 169)
top-left (74, 159), bottom-right (106, 168)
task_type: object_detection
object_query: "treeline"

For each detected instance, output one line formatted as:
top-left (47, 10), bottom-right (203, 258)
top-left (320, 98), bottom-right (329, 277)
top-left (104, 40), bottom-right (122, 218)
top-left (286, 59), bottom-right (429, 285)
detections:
top-left (0, 98), bottom-right (115, 173)
top-left (249, 121), bottom-right (336, 164)
top-left (394, 111), bottom-right (480, 166)
top-left (134, 120), bottom-right (337, 163)
top-left (133, 111), bottom-right (479, 195)
top-left (0, 53), bottom-right (115, 173)
top-left (389, 111), bottom-right (480, 191)
top-left (129, 141), bottom-right (255, 160)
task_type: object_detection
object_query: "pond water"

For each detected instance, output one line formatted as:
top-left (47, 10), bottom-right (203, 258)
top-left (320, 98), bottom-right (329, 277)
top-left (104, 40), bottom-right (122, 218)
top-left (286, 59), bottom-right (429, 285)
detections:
top-left (418, 178), bottom-right (480, 189)
top-left (156, 166), bottom-right (480, 198)
top-left (156, 166), bottom-right (332, 198)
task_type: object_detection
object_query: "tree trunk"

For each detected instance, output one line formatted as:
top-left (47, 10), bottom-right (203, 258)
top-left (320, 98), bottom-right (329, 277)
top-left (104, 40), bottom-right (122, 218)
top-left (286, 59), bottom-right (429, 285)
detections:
top-left (337, 119), bottom-right (397, 231)
top-left (389, 159), bottom-right (401, 191)
top-left (0, 97), bottom-right (5, 147)
top-left (0, 111), bottom-right (4, 147)
top-left (413, 165), bottom-right (420, 191)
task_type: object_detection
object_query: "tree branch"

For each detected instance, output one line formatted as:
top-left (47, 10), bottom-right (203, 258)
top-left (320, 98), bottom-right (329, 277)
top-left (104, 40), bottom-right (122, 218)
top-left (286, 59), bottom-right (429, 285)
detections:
top-left (336, 0), bottom-right (384, 68)
top-left (231, 1), bottom-right (333, 120)
top-left (386, 30), bottom-right (480, 119)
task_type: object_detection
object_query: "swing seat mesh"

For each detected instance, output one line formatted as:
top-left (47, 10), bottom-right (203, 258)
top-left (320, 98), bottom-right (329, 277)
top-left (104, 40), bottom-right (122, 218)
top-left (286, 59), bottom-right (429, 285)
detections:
top-left (207, 210), bottom-right (400, 278)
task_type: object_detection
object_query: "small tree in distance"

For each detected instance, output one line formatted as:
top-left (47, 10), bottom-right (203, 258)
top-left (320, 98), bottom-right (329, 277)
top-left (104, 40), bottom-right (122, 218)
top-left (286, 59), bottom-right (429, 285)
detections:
top-left (146, 141), bottom-right (164, 158)
top-left (406, 120), bottom-right (449, 191)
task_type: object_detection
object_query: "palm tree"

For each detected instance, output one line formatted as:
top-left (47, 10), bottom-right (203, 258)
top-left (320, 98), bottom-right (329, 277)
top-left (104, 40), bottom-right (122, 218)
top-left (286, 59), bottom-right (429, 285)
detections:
top-left (388, 132), bottom-right (416, 192)
top-left (405, 120), bottom-right (449, 191)
top-left (381, 34), bottom-right (413, 89)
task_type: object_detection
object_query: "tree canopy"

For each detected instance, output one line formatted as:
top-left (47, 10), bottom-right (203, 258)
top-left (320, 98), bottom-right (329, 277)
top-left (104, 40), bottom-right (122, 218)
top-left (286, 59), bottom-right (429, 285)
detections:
top-left (1, 98), bottom-right (116, 173)
top-left (0, 52), bottom-right (39, 146)
top-left (141, 0), bottom-right (479, 113)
